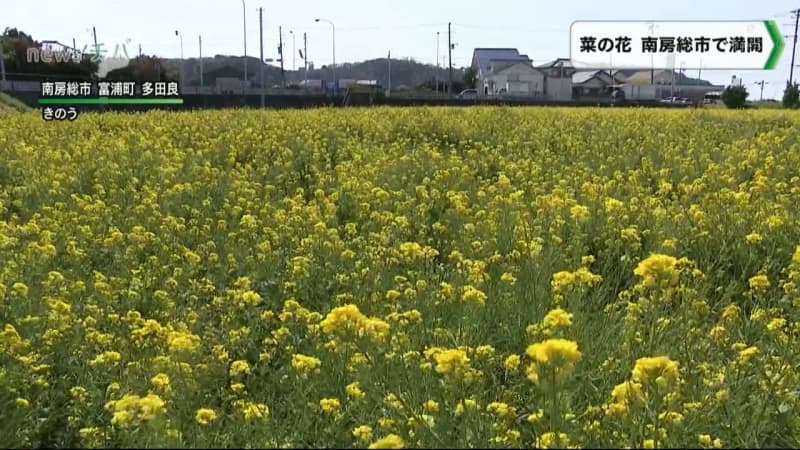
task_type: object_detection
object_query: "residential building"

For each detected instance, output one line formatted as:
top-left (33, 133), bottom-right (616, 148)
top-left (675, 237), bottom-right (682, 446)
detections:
top-left (571, 70), bottom-right (625, 101)
top-left (482, 59), bottom-right (545, 97)
top-left (536, 58), bottom-right (576, 101)
top-left (620, 69), bottom-right (724, 102)
top-left (471, 48), bottom-right (543, 97)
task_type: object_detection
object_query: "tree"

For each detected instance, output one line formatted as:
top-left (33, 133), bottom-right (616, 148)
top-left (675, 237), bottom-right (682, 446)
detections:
top-left (721, 85), bottom-right (748, 109)
top-left (104, 56), bottom-right (176, 82)
top-left (782, 82), bottom-right (800, 109)
top-left (2, 27), bottom-right (98, 80)
top-left (463, 66), bottom-right (477, 89)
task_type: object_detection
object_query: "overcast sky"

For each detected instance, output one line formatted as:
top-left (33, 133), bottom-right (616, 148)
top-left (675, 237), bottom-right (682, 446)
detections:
top-left (6, 0), bottom-right (799, 99)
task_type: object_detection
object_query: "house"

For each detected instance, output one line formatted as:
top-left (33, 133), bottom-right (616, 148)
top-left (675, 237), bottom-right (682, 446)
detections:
top-left (536, 58), bottom-right (576, 101)
top-left (205, 66), bottom-right (250, 93)
top-left (571, 70), bottom-right (626, 101)
top-left (619, 69), bottom-right (724, 102)
top-left (471, 48), bottom-right (543, 97)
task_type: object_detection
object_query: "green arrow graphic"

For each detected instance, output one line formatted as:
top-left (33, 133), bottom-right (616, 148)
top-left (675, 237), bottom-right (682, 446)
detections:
top-left (764, 20), bottom-right (784, 70)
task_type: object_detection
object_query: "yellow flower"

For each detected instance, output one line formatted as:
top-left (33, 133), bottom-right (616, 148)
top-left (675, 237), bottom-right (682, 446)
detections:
top-left (106, 393), bottom-right (166, 427)
top-left (475, 345), bottom-right (494, 358)
top-left (461, 285), bottom-right (487, 306)
top-left (320, 304), bottom-right (391, 341)
top-left (767, 317), bottom-right (786, 332)
top-left (346, 381), bottom-right (365, 399)
top-left (70, 386), bottom-right (88, 402)
top-left (611, 380), bottom-right (643, 403)
top-left (368, 434), bottom-right (405, 449)
top-left (353, 425), bottom-right (373, 441)
top-left (319, 397), bottom-right (341, 414)
top-left (433, 349), bottom-right (471, 375)
top-left (229, 360), bottom-right (251, 377)
top-left (291, 353), bottom-right (321, 374)
top-left (137, 394), bottom-right (166, 421)
top-left (422, 400), bottom-right (439, 413)
top-left (195, 408), bottom-right (217, 425)
top-left (748, 274), bottom-right (770, 292)
top-left (541, 308), bottom-right (573, 329)
top-left (503, 354), bottom-right (521, 371)
top-left (658, 411), bottom-right (684, 424)
top-left (89, 351), bottom-right (121, 366)
top-left (526, 339), bottom-right (582, 382)
top-left (239, 290), bottom-right (262, 306)
top-left (15, 398), bottom-right (29, 408)
top-left (234, 400), bottom-right (270, 420)
top-left (721, 304), bottom-right (740, 322)
top-left (526, 409), bottom-right (544, 423)
top-left (745, 232), bottom-right (763, 244)
top-left (150, 373), bottom-right (170, 390)
top-left (642, 438), bottom-right (655, 449)
top-left (631, 356), bottom-right (680, 388)
top-left (736, 346), bottom-right (759, 365)
top-left (634, 254), bottom-right (679, 287)
top-left (455, 398), bottom-right (478, 415)
top-left (378, 417), bottom-right (396, 429)
top-left (536, 432), bottom-right (570, 448)
top-left (501, 272), bottom-right (517, 284)
top-left (167, 331), bottom-right (202, 354)
top-left (570, 204), bottom-right (590, 221)
top-left (486, 401), bottom-right (517, 419)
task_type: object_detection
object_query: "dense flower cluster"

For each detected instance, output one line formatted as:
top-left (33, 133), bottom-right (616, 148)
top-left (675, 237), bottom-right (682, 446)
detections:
top-left (1, 108), bottom-right (800, 448)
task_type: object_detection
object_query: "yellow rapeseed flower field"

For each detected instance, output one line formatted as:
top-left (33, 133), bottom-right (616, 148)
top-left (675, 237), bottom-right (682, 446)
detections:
top-left (2, 107), bottom-right (800, 448)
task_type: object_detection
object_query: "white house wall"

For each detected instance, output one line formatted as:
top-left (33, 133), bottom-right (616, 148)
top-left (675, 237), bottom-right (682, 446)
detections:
top-left (545, 77), bottom-right (572, 101)
top-left (481, 66), bottom-right (545, 97)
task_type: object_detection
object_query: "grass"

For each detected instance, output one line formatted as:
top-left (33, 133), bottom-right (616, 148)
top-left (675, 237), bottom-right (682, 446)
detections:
top-left (0, 91), bottom-right (31, 112)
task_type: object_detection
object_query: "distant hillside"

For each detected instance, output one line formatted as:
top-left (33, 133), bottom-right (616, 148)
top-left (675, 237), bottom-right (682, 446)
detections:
top-left (169, 55), bottom-right (466, 89)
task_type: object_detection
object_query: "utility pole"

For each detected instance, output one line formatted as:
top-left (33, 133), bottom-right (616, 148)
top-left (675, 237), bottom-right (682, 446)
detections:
top-left (199, 36), bottom-right (203, 88)
top-left (387, 50), bottom-right (391, 96)
top-left (279, 26), bottom-right (285, 87)
top-left (138, 43), bottom-right (142, 57)
top-left (242, 0), bottom-right (248, 90)
top-left (290, 30), bottom-right (296, 72)
top-left (790, 9), bottom-right (799, 86)
top-left (754, 80), bottom-right (768, 101)
top-left (92, 26), bottom-right (98, 54)
top-left (698, 60), bottom-right (702, 85)
top-left (670, 56), bottom-right (675, 98)
top-left (436, 31), bottom-right (440, 94)
top-left (648, 23), bottom-right (655, 84)
top-left (304, 32), bottom-right (308, 84)
top-left (448, 22), bottom-right (453, 95)
top-left (259, 7), bottom-right (265, 107)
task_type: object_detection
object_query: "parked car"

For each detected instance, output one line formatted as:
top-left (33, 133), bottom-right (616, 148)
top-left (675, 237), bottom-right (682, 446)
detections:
top-left (660, 97), bottom-right (689, 105)
top-left (457, 89), bottom-right (479, 99)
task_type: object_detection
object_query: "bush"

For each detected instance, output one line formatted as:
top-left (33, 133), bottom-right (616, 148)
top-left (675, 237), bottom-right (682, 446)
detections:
top-left (721, 85), bottom-right (749, 109)
top-left (783, 83), bottom-right (800, 109)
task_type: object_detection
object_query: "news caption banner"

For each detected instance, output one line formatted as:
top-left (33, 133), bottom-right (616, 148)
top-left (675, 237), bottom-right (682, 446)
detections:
top-left (569, 20), bottom-right (784, 69)
top-left (38, 81), bottom-right (184, 121)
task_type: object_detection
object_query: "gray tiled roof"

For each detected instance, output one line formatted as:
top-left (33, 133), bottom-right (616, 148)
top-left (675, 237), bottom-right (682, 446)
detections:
top-left (572, 70), bottom-right (604, 84)
top-left (535, 58), bottom-right (574, 69)
top-left (472, 48), bottom-right (528, 77)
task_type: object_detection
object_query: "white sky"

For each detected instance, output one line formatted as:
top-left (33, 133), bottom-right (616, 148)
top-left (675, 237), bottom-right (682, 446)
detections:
top-left (6, 0), bottom-right (799, 99)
